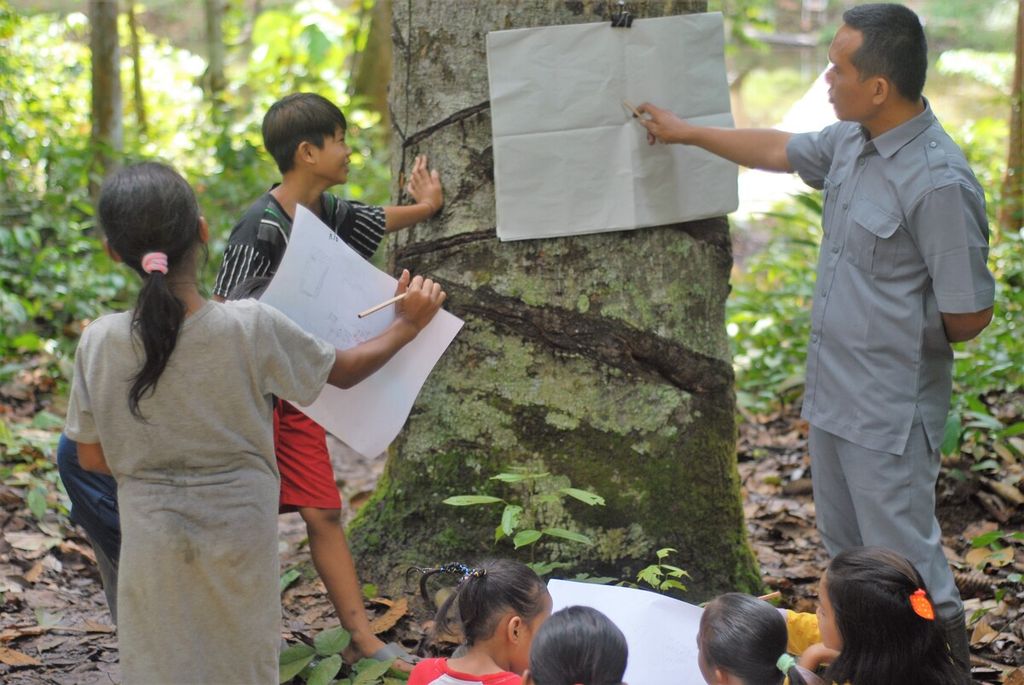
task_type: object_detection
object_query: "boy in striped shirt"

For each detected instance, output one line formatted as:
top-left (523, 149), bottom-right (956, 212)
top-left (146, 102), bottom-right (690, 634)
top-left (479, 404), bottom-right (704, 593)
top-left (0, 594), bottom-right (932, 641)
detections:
top-left (214, 92), bottom-right (442, 669)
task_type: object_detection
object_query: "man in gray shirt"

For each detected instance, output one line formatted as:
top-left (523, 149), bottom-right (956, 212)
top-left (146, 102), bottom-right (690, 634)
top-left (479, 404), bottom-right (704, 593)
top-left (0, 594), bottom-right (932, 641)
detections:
top-left (638, 3), bottom-right (993, 675)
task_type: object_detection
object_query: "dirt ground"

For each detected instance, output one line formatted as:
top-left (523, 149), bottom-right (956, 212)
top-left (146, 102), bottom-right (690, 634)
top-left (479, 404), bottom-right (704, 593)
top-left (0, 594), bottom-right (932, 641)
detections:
top-left (1, 409), bottom-right (1021, 683)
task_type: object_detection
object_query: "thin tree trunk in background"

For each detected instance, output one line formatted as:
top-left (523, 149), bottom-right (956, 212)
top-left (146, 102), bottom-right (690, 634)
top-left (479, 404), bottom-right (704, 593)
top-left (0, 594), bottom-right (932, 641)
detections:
top-left (348, 0), bottom-right (761, 600)
top-left (203, 0), bottom-right (227, 97)
top-left (1001, 0), bottom-right (1023, 232)
top-left (127, 2), bottom-right (146, 136)
top-left (89, 0), bottom-right (123, 191)
top-left (350, 0), bottom-right (392, 131)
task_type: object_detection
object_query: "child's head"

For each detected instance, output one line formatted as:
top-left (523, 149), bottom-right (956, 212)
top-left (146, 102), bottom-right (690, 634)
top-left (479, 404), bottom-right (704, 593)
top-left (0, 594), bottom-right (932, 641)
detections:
top-left (820, 546), bottom-right (959, 685)
top-left (522, 605), bottom-right (627, 685)
top-left (428, 559), bottom-right (551, 674)
top-left (97, 161), bottom-right (206, 418)
top-left (262, 92), bottom-right (348, 174)
top-left (697, 593), bottom-right (803, 685)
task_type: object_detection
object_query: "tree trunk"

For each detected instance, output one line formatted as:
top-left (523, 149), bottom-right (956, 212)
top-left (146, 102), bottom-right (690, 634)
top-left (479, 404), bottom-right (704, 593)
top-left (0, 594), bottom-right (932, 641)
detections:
top-left (1001, 0), bottom-right (1023, 233)
top-left (350, 0), bottom-right (392, 130)
top-left (203, 0), bottom-right (228, 97)
top-left (127, 2), bottom-right (147, 136)
top-left (348, 0), bottom-right (761, 601)
top-left (89, 0), bottom-right (123, 188)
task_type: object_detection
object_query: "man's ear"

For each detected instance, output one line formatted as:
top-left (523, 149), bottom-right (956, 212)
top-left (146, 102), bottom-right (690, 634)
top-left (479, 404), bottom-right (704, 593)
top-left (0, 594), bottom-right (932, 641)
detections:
top-left (103, 239), bottom-right (123, 263)
top-left (199, 216), bottom-right (210, 244)
top-left (871, 76), bottom-right (890, 105)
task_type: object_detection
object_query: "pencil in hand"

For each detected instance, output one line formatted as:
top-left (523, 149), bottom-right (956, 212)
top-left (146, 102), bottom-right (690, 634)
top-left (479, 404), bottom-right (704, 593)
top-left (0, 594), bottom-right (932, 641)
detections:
top-left (357, 292), bottom-right (409, 319)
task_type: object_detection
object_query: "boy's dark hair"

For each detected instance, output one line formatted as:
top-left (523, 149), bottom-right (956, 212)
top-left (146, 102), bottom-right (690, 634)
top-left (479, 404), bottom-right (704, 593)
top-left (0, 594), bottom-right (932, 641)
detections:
top-left (527, 606), bottom-right (627, 685)
top-left (699, 593), bottom-right (806, 685)
top-left (823, 547), bottom-right (960, 685)
top-left (842, 3), bottom-right (927, 102)
top-left (421, 559), bottom-right (548, 646)
top-left (262, 92), bottom-right (347, 174)
top-left (97, 162), bottom-right (204, 419)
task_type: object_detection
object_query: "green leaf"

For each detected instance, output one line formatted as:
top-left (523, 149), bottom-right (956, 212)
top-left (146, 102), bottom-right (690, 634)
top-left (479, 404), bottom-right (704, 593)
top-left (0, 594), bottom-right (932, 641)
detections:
top-left (362, 583), bottom-right (378, 601)
top-left (352, 657), bottom-right (393, 684)
top-left (661, 579), bottom-right (688, 592)
top-left (489, 472), bottom-right (530, 483)
top-left (279, 644), bottom-right (315, 682)
top-left (997, 421), bottom-right (1024, 438)
top-left (969, 459), bottom-right (1000, 472)
top-left (314, 626), bottom-right (352, 656)
top-left (280, 568), bottom-right (301, 594)
top-left (27, 486), bottom-right (46, 520)
top-left (542, 527), bottom-right (592, 545)
top-left (500, 504), bottom-right (523, 537)
top-left (655, 547), bottom-right (677, 560)
top-left (971, 530), bottom-right (1004, 548)
top-left (29, 411), bottom-right (64, 430)
top-left (442, 495), bottom-right (503, 506)
top-left (941, 413), bottom-right (963, 455)
top-left (559, 487), bottom-right (605, 506)
top-left (307, 654), bottom-right (342, 685)
top-left (513, 529), bottom-right (542, 549)
top-left (301, 24), bottom-right (331, 66)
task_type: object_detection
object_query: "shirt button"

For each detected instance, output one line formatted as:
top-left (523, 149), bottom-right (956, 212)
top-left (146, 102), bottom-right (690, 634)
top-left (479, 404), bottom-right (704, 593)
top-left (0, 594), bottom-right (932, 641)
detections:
top-left (831, 244), bottom-right (839, 253)
top-left (929, 141), bottom-right (937, 148)
top-left (842, 202), bottom-right (849, 210)
top-left (858, 159), bottom-right (866, 166)
top-left (811, 334), bottom-right (820, 343)
top-left (820, 288), bottom-right (827, 297)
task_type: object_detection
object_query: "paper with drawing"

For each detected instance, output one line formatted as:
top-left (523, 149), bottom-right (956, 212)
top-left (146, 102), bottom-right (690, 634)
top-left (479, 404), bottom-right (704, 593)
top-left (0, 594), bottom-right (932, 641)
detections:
top-left (487, 12), bottom-right (738, 241)
top-left (260, 205), bottom-right (464, 457)
top-left (547, 579), bottom-right (705, 684)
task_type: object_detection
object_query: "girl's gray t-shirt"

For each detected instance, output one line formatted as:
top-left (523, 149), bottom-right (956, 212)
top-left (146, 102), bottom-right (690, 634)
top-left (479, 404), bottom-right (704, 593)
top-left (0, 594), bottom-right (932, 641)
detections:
top-left (65, 299), bottom-right (334, 684)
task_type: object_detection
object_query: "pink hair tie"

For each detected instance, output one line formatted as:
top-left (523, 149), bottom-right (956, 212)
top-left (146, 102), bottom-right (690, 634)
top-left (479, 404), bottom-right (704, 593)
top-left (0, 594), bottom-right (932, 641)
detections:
top-left (140, 252), bottom-right (168, 275)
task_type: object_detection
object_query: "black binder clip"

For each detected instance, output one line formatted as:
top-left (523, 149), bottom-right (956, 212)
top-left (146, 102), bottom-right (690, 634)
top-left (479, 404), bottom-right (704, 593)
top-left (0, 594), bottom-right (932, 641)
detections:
top-left (610, 1), bottom-right (633, 28)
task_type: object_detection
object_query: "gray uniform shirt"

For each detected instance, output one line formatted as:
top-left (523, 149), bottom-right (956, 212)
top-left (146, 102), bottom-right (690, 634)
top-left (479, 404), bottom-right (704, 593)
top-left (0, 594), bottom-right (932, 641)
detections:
top-left (786, 101), bottom-right (994, 454)
top-left (66, 300), bottom-right (335, 684)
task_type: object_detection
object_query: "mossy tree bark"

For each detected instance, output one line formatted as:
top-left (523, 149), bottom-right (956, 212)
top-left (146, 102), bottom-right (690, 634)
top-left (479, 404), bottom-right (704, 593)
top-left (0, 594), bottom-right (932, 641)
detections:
top-left (348, 0), bottom-right (762, 600)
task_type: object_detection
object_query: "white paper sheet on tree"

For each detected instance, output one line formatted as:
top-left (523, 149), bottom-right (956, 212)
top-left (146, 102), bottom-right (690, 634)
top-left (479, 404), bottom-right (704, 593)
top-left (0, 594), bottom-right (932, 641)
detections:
top-left (259, 205), bottom-right (463, 457)
top-left (487, 12), bottom-right (738, 241)
top-left (547, 579), bottom-right (704, 684)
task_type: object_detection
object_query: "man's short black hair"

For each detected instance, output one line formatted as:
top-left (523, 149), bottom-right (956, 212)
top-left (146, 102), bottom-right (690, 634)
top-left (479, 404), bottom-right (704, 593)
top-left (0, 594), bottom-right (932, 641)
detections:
top-left (262, 93), bottom-right (347, 173)
top-left (842, 3), bottom-right (927, 102)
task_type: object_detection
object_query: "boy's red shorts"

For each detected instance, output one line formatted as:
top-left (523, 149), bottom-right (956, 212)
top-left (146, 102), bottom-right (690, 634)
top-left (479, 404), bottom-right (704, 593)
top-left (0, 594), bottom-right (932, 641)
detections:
top-left (273, 400), bottom-right (342, 512)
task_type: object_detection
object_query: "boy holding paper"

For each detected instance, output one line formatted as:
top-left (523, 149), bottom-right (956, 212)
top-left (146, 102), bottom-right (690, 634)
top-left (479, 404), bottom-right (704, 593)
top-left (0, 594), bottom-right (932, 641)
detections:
top-left (212, 92), bottom-right (443, 668)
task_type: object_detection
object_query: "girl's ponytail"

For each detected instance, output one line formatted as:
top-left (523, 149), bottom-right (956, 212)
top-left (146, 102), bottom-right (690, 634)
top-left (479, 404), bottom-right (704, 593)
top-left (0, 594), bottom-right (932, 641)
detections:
top-left (129, 251), bottom-right (185, 418)
top-left (777, 653), bottom-right (808, 685)
top-left (97, 162), bottom-right (203, 420)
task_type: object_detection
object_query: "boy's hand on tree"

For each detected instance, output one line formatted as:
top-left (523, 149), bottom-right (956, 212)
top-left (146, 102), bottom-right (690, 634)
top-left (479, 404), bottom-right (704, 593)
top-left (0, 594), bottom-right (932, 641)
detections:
top-left (396, 269), bottom-right (446, 332)
top-left (406, 154), bottom-right (443, 216)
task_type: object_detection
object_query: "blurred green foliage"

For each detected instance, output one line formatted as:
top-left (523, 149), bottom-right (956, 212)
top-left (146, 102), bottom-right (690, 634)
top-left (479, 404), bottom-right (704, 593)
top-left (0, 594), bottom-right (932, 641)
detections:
top-left (0, 0), bottom-right (390, 381)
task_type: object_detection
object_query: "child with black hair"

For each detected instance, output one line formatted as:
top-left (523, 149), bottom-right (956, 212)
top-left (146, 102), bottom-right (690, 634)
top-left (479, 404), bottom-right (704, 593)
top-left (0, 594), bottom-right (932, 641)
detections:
top-left (211, 90), bottom-right (443, 669)
top-left (521, 605), bottom-right (628, 685)
top-left (409, 560), bottom-right (553, 685)
top-left (809, 546), bottom-right (963, 685)
top-left (697, 593), bottom-right (819, 685)
top-left (66, 161), bottom-right (445, 684)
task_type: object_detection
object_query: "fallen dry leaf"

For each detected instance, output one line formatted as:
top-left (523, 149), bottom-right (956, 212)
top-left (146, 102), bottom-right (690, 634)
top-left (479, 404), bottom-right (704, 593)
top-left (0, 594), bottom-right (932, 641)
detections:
top-left (369, 597), bottom-right (409, 635)
top-left (0, 646), bottom-right (42, 666)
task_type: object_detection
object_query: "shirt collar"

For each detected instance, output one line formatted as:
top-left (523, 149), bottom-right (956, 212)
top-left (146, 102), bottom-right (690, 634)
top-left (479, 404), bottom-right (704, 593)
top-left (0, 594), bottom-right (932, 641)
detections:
top-left (861, 98), bottom-right (936, 159)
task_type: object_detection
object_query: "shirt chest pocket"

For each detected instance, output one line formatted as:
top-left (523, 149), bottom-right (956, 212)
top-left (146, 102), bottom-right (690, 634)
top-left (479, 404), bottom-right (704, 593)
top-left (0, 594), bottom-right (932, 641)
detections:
top-left (845, 200), bottom-right (903, 276)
